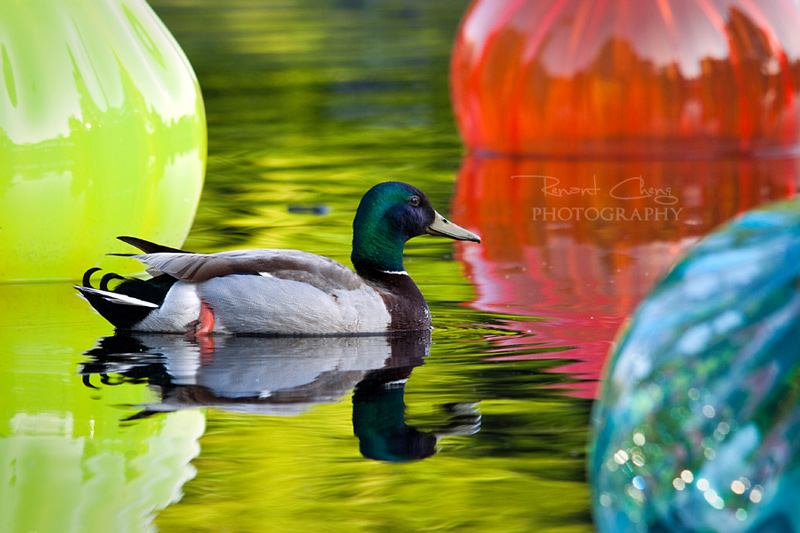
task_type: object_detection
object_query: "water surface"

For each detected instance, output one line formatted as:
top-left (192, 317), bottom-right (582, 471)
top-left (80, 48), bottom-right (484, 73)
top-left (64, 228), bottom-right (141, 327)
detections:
top-left (4, 1), bottom-right (799, 532)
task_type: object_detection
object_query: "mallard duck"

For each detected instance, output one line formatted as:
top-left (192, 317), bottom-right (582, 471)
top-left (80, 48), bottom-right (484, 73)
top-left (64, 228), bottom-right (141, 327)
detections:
top-left (77, 182), bottom-right (481, 335)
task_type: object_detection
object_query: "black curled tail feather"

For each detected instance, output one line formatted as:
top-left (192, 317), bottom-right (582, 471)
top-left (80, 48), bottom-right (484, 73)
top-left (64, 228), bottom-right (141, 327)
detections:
top-left (83, 267), bottom-right (102, 288)
top-left (100, 272), bottom-right (125, 290)
top-left (78, 268), bottom-right (178, 330)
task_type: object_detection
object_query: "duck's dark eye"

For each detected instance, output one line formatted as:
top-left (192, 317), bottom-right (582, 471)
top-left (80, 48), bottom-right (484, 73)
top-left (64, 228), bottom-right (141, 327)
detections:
top-left (409, 195), bottom-right (421, 207)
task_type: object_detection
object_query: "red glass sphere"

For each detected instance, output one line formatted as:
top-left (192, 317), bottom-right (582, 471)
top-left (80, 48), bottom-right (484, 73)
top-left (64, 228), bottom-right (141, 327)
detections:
top-left (451, 0), bottom-right (800, 158)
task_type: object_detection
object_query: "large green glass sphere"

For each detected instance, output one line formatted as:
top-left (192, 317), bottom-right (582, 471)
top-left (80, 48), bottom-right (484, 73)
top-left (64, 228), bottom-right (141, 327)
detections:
top-left (0, 0), bottom-right (206, 281)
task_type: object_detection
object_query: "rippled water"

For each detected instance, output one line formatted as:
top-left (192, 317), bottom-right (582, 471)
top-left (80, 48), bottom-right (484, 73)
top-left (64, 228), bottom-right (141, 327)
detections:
top-left (5, 1), bottom-right (798, 532)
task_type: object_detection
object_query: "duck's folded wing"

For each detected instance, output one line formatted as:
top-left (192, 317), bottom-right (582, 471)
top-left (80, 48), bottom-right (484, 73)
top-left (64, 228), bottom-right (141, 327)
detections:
top-left (129, 249), bottom-right (364, 291)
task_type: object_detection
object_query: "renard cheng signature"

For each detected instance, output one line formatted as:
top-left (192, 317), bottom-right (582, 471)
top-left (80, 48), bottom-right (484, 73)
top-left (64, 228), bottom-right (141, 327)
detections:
top-left (514, 175), bottom-right (679, 206)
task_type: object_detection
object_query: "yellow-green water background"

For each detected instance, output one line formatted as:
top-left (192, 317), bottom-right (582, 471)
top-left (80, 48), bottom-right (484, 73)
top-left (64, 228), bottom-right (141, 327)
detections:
top-left (0, 1), bottom-right (593, 531)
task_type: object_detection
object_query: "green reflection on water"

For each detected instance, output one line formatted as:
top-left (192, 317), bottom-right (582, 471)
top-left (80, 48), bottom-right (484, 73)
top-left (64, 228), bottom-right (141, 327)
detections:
top-left (0, 284), bottom-right (204, 533)
top-left (164, 0), bottom-right (466, 256)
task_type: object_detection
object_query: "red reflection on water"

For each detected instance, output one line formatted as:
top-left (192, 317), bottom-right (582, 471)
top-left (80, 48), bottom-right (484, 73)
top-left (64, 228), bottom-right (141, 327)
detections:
top-left (452, 155), bottom-right (800, 397)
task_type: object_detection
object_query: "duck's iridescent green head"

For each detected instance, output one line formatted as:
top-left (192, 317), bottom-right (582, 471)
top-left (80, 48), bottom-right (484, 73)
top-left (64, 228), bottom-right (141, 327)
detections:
top-left (351, 182), bottom-right (480, 274)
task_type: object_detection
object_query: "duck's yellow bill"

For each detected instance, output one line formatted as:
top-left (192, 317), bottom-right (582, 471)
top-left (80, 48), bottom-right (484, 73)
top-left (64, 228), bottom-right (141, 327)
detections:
top-left (426, 211), bottom-right (481, 243)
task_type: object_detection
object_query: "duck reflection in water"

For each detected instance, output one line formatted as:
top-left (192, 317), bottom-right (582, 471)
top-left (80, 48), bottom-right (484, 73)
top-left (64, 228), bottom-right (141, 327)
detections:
top-left (80, 331), bottom-right (480, 462)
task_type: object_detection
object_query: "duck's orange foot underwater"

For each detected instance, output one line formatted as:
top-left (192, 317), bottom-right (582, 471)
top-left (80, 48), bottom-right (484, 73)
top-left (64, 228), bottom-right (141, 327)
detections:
top-left (195, 300), bottom-right (215, 336)
top-left (186, 299), bottom-right (215, 336)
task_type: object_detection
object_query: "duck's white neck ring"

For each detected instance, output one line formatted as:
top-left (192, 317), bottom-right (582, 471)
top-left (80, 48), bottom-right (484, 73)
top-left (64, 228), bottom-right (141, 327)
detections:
top-left (378, 269), bottom-right (409, 275)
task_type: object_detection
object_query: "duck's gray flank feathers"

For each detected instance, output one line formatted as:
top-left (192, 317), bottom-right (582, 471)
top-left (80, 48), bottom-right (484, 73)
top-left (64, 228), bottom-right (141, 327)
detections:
top-left (194, 274), bottom-right (391, 334)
